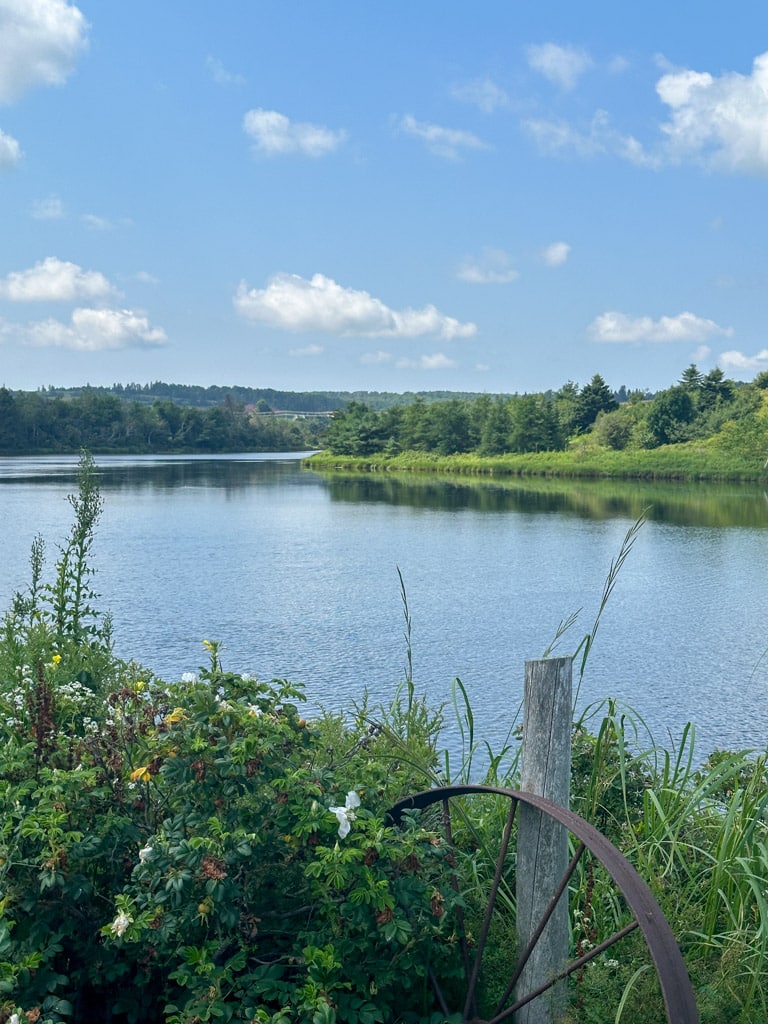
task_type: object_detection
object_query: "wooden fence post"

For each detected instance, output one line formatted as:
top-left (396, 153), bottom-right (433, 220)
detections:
top-left (515, 656), bottom-right (572, 1024)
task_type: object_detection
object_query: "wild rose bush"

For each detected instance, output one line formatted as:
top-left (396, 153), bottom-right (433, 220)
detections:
top-left (1, 642), bottom-right (464, 1024)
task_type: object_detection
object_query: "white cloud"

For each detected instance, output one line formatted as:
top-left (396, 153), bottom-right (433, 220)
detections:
top-left (289, 343), bottom-right (324, 357)
top-left (32, 196), bottom-right (65, 219)
top-left (451, 77), bottom-right (514, 113)
top-left (135, 270), bottom-right (159, 285)
top-left (243, 108), bottom-right (346, 157)
top-left (0, 128), bottom-right (21, 168)
top-left (206, 55), bottom-right (245, 87)
top-left (0, 257), bottom-right (118, 302)
top-left (395, 353), bottom-right (458, 370)
top-left (0, 307), bottom-right (167, 351)
top-left (589, 310), bottom-right (733, 343)
top-left (691, 344), bottom-right (712, 363)
top-left (398, 114), bottom-right (490, 160)
top-left (524, 109), bottom-right (659, 167)
top-left (0, 0), bottom-right (88, 104)
top-left (656, 52), bottom-right (768, 173)
top-left (542, 241), bottom-right (570, 266)
top-left (235, 273), bottom-right (477, 340)
top-left (360, 350), bottom-right (392, 365)
top-left (718, 348), bottom-right (768, 374)
top-left (458, 248), bottom-right (519, 284)
top-left (527, 43), bottom-right (593, 91)
top-left (81, 213), bottom-right (112, 230)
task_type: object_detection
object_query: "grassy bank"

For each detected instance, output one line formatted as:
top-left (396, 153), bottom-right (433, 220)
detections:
top-left (306, 442), bottom-right (767, 482)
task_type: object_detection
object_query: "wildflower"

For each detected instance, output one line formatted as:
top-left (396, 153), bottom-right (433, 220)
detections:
top-left (202, 639), bottom-right (214, 650)
top-left (138, 845), bottom-right (153, 863)
top-left (109, 909), bottom-right (132, 938)
top-left (181, 672), bottom-right (197, 683)
top-left (9, 1013), bottom-right (19, 1024)
top-left (246, 703), bottom-right (263, 717)
top-left (165, 707), bottom-right (186, 725)
top-left (329, 790), bottom-right (361, 839)
top-left (130, 765), bottom-right (152, 783)
top-left (52, 653), bottom-right (62, 665)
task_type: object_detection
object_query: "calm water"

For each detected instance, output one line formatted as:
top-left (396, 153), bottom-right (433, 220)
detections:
top-left (2, 453), bottom-right (767, 761)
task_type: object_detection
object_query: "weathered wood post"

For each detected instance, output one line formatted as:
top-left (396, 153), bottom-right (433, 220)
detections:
top-left (515, 656), bottom-right (572, 1024)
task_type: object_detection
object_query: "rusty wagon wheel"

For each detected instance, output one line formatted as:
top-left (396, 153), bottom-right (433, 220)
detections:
top-left (387, 785), bottom-right (698, 1024)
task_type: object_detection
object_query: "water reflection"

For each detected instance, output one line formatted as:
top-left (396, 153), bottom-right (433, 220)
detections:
top-left (319, 471), bottom-right (768, 529)
top-left (0, 454), bottom-right (322, 493)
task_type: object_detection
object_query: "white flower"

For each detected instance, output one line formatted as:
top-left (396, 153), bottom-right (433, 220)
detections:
top-left (246, 703), bottom-right (263, 717)
top-left (329, 790), bottom-right (361, 839)
top-left (109, 909), bottom-right (132, 938)
top-left (138, 845), bottom-right (153, 863)
top-left (181, 672), bottom-right (197, 683)
top-left (9, 1013), bottom-right (20, 1024)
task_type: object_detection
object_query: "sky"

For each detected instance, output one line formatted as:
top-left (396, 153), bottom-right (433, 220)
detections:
top-left (1, 1), bottom-right (768, 396)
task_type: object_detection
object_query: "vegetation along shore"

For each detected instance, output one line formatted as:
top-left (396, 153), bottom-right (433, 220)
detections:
top-left (2, 365), bottom-right (767, 482)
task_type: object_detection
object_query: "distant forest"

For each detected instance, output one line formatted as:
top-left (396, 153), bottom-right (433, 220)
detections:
top-left (1, 367), bottom-right (766, 458)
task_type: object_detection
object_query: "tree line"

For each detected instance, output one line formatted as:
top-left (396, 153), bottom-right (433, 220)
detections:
top-left (3, 365), bottom-right (766, 458)
top-left (324, 367), bottom-right (768, 458)
top-left (40, 381), bottom-right (487, 412)
top-left (0, 387), bottom-right (326, 454)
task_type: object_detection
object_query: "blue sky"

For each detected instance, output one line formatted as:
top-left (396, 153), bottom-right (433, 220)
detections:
top-left (1, 1), bottom-right (768, 395)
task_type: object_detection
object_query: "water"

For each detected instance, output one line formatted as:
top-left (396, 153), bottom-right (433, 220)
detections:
top-left (1, 453), bottom-right (767, 761)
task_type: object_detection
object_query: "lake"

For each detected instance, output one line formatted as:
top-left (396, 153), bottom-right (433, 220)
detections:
top-left (1, 453), bottom-right (767, 764)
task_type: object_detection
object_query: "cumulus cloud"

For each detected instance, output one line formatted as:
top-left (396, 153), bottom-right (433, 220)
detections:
top-left (525, 51), bottom-right (768, 174)
top-left (527, 43), bottom-right (593, 91)
top-left (457, 248), bottom-right (519, 284)
top-left (395, 353), bottom-right (458, 370)
top-left (656, 52), bottom-right (768, 173)
top-left (589, 310), bottom-right (733, 343)
top-left (0, 0), bottom-right (88, 104)
top-left (718, 348), bottom-right (768, 374)
top-left (206, 55), bottom-right (245, 87)
top-left (0, 307), bottom-right (167, 351)
top-left (451, 77), bottom-right (514, 113)
top-left (0, 257), bottom-right (118, 302)
top-left (289, 343), bottom-right (324, 357)
top-left (524, 109), bottom-right (658, 167)
top-left (235, 273), bottom-right (477, 340)
top-left (542, 241), bottom-right (570, 266)
top-left (243, 108), bottom-right (347, 157)
top-left (81, 213), bottom-right (112, 230)
top-left (0, 128), bottom-right (21, 168)
top-left (360, 350), bottom-right (392, 365)
top-left (398, 114), bottom-right (490, 159)
top-left (32, 196), bottom-right (65, 219)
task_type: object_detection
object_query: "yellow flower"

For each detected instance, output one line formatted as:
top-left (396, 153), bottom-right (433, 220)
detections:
top-left (202, 639), bottom-right (213, 650)
top-left (130, 765), bottom-right (152, 783)
top-left (52, 654), bottom-right (62, 665)
top-left (165, 707), bottom-right (186, 725)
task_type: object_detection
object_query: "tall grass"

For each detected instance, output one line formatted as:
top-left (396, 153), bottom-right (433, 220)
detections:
top-left (307, 444), bottom-right (766, 482)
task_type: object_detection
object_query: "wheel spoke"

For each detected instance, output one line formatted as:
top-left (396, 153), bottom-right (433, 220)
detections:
top-left (440, 797), bottom-right (474, 994)
top-left (462, 796), bottom-right (519, 1020)
top-left (428, 966), bottom-right (451, 1017)
top-left (489, 921), bottom-right (640, 1024)
top-left (492, 840), bottom-right (586, 1018)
